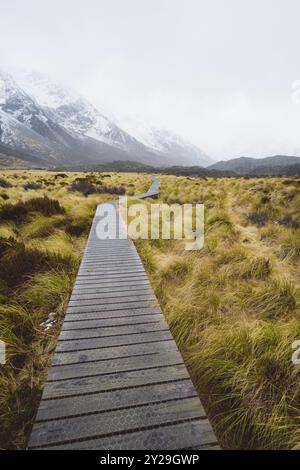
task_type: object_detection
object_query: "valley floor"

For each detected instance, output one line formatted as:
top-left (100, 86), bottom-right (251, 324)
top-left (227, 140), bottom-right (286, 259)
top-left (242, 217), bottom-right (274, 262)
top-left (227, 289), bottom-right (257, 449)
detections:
top-left (0, 171), bottom-right (300, 449)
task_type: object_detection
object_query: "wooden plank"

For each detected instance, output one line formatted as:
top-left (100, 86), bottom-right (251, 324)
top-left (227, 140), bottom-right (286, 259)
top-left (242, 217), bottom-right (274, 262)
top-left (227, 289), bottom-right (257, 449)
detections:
top-left (52, 339), bottom-right (177, 366)
top-left (58, 321), bottom-right (169, 340)
top-left (77, 269), bottom-right (146, 276)
top-left (35, 379), bottom-right (196, 421)
top-left (74, 273), bottom-right (148, 281)
top-left (84, 245), bottom-right (136, 250)
top-left (80, 259), bottom-right (141, 266)
top-left (68, 292), bottom-right (155, 304)
top-left (79, 260), bottom-right (144, 268)
top-left (56, 331), bottom-right (173, 352)
top-left (34, 420), bottom-right (217, 450)
top-left (66, 300), bottom-right (159, 314)
top-left (73, 277), bottom-right (149, 287)
top-left (29, 397), bottom-right (205, 448)
top-left (66, 300), bottom-right (158, 312)
top-left (70, 286), bottom-right (154, 299)
top-left (64, 307), bottom-right (162, 321)
top-left (81, 254), bottom-right (141, 261)
top-left (72, 281), bottom-right (151, 292)
top-left (48, 350), bottom-right (183, 381)
top-left (75, 273), bottom-right (148, 281)
top-left (61, 314), bottom-right (163, 330)
top-left (42, 364), bottom-right (191, 399)
top-left (81, 253), bottom-right (140, 260)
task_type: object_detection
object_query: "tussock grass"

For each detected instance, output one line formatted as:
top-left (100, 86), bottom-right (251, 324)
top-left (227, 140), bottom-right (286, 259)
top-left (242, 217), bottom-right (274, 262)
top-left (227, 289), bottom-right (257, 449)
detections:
top-left (0, 169), bottom-right (150, 448)
top-left (136, 175), bottom-right (300, 450)
top-left (185, 322), bottom-right (296, 449)
top-left (1, 171), bottom-right (300, 449)
top-left (243, 281), bottom-right (299, 320)
top-left (21, 271), bottom-right (74, 315)
top-left (0, 178), bottom-right (12, 188)
top-left (278, 231), bottom-right (300, 261)
top-left (161, 258), bottom-right (192, 283)
top-left (0, 196), bottom-right (64, 224)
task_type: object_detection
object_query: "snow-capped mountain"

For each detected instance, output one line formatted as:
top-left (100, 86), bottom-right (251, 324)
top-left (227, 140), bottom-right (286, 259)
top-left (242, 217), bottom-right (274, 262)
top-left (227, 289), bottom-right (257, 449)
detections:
top-left (118, 118), bottom-right (212, 167)
top-left (0, 69), bottom-right (211, 168)
top-left (0, 71), bottom-right (69, 146)
top-left (0, 71), bottom-right (150, 166)
top-left (0, 72), bottom-right (66, 164)
top-left (0, 108), bottom-right (55, 163)
top-left (18, 71), bottom-right (162, 163)
top-left (0, 70), bottom-right (88, 165)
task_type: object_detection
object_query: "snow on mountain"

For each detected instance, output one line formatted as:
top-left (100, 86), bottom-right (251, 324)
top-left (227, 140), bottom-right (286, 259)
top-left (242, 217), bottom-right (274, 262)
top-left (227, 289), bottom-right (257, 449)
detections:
top-left (18, 71), bottom-right (151, 154)
top-left (0, 109), bottom-right (15, 146)
top-left (118, 117), bottom-right (212, 167)
top-left (0, 71), bottom-right (48, 129)
top-left (16, 70), bottom-right (81, 109)
top-left (0, 71), bottom-right (78, 152)
top-left (0, 108), bottom-right (58, 165)
top-left (0, 71), bottom-right (156, 167)
top-left (0, 71), bottom-right (92, 165)
top-left (19, 71), bottom-right (211, 166)
top-left (0, 68), bottom-right (211, 168)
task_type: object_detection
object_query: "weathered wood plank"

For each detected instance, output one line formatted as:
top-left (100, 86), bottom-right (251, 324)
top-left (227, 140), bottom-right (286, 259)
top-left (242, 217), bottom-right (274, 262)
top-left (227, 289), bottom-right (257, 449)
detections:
top-left (35, 379), bottom-right (196, 421)
top-left (56, 330), bottom-right (173, 352)
top-left (70, 287), bottom-right (154, 299)
top-left (61, 314), bottom-right (163, 330)
top-left (58, 321), bottom-right (169, 340)
top-left (73, 277), bottom-right (149, 287)
top-left (29, 398), bottom-right (205, 448)
top-left (68, 294), bottom-right (156, 307)
top-left (77, 269), bottom-right (146, 277)
top-left (72, 281), bottom-right (149, 289)
top-left (73, 279), bottom-right (152, 294)
top-left (42, 364), bottom-right (191, 399)
top-left (48, 350), bottom-right (183, 381)
top-left (81, 251), bottom-right (140, 257)
top-left (52, 339), bottom-right (177, 365)
top-left (64, 307), bottom-right (162, 321)
top-left (74, 273), bottom-right (148, 282)
top-left (34, 420), bottom-right (217, 450)
top-left (64, 306), bottom-right (162, 322)
top-left (66, 300), bottom-right (159, 314)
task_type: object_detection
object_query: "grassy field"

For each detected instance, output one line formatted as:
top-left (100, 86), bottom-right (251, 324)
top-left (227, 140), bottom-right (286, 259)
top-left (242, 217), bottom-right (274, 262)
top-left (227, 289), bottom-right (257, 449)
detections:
top-left (0, 170), bottom-right (300, 449)
top-left (0, 170), bottom-right (149, 449)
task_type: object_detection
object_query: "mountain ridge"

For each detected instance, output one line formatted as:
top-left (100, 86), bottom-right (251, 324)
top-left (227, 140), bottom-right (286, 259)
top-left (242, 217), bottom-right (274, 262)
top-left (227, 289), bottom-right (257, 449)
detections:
top-left (208, 155), bottom-right (300, 175)
top-left (0, 69), bottom-right (210, 168)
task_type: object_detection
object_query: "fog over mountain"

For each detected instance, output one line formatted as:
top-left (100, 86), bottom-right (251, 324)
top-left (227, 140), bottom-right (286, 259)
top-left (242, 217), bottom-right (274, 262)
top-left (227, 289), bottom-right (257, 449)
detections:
top-left (0, 70), bottom-right (211, 168)
top-left (2, 0), bottom-right (300, 160)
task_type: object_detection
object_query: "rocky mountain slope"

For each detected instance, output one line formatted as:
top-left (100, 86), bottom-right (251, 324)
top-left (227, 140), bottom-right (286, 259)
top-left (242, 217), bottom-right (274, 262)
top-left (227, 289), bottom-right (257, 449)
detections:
top-left (0, 69), bottom-right (210, 168)
top-left (117, 117), bottom-right (212, 166)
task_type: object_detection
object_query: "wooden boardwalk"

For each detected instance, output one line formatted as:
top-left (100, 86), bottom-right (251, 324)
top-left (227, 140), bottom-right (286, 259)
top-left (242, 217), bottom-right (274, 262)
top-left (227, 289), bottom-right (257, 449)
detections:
top-left (28, 180), bottom-right (218, 450)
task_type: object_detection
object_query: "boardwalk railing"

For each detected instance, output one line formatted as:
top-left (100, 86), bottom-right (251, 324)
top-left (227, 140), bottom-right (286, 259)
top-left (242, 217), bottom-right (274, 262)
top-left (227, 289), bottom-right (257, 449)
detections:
top-left (28, 179), bottom-right (218, 450)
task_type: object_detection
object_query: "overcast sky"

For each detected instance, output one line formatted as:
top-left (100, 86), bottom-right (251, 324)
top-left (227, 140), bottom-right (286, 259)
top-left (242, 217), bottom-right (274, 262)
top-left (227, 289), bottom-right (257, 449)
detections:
top-left (1, 0), bottom-right (300, 160)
